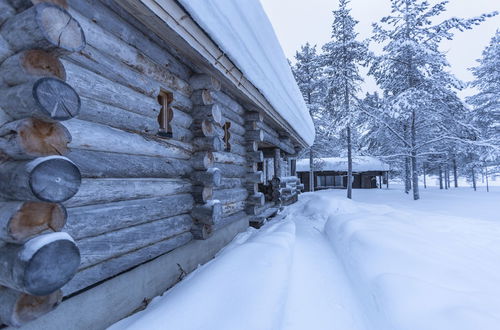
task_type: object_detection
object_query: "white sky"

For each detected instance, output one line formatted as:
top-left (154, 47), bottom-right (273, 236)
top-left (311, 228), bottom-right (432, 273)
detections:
top-left (260, 0), bottom-right (500, 98)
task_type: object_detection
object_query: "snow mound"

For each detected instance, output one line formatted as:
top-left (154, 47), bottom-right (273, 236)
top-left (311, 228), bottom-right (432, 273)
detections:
top-left (297, 156), bottom-right (390, 172)
top-left (177, 0), bottom-right (315, 146)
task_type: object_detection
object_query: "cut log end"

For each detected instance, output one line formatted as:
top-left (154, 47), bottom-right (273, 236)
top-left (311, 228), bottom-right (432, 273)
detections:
top-left (36, 3), bottom-right (85, 52)
top-left (29, 156), bottom-right (81, 202)
top-left (33, 77), bottom-right (80, 121)
top-left (20, 233), bottom-right (80, 296)
top-left (9, 202), bottom-right (66, 243)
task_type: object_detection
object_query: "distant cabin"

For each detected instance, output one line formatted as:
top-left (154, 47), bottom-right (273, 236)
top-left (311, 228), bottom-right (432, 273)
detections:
top-left (296, 157), bottom-right (390, 190)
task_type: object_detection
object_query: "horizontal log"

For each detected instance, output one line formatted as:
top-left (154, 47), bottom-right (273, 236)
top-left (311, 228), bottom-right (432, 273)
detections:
top-left (245, 111), bottom-right (263, 122)
top-left (220, 105), bottom-right (245, 126)
top-left (215, 162), bottom-right (248, 178)
top-left (63, 119), bottom-right (190, 159)
top-left (228, 120), bottom-right (245, 136)
top-left (246, 129), bottom-right (264, 142)
top-left (191, 119), bottom-right (223, 138)
top-left (212, 91), bottom-right (243, 115)
top-left (192, 136), bottom-right (223, 152)
top-left (77, 214), bottom-right (192, 268)
top-left (0, 35), bottom-right (14, 64)
top-left (65, 45), bottom-right (159, 97)
top-left (65, 194), bottom-right (194, 240)
top-left (67, 8), bottom-right (191, 94)
top-left (189, 74), bottom-right (221, 91)
top-left (171, 108), bottom-right (193, 128)
top-left (0, 155), bottom-right (81, 202)
top-left (191, 223), bottom-right (211, 240)
top-left (170, 92), bottom-right (193, 112)
top-left (0, 232), bottom-right (80, 295)
top-left (247, 141), bottom-right (258, 152)
top-left (246, 201), bottom-right (276, 216)
top-left (0, 0), bottom-right (15, 26)
top-left (0, 287), bottom-right (62, 327)
top-left (9, 0), bottom-right (68, 11)
top-left (247, 171), bottom-right (264, 184)
top-left (219, 177), bottom-right (244, 190)
top-left (247, 151), bottom-right (264, 163)
top-left (0, 49), bottom-right (66, 86)
top-left (247, 193), bottom-right (265, 206)
top-left (64, 178), bottom-right (191, 207)
top-left (1, 3), bottom-right (85, 54)
top-left (0, 77), bottom-right (81, 121)
top-left (190, 168), bottom-right (221, 187)
top-left (213, 151), bottom-right (246, 165)
top-left (170, 123), bottom-right (193, 142)
top-left (191, 200), bottom-right (221, 225)
top-left (0, 118), bottom-right (71, 159)
top-left (62, 60), bottom-right (160, 118)
top-left (246, 183), bottom-right (259, 195)
top-left (191, 89), bottom-right (213, 105)
top-left (229, 143), bottom-right (247, 157)
top-left (191, 104), bottom-right (223, 126)
top-left (213, 188), bottom-right (248, 205)
top-left (0, 201), bottom-right (66, 243)
top-left (66, 149), bottom-right (192, 178)
top-left (244, 121), bottom-right (258, 131)
top-left (222, 200), bottom-right (246, 217)
top-left (228, 131), bottom-right (245, 145)
top-left (192, 151), bottom-right (214, 171)
top-left (63, 232), bottom-right (192, 295)
top-left (192, 186), bottom-right (213, 204)
top-left (214, 211), bottom-right (247, 231)
top-left (297, 183), bottom-right (304, 191)
top-left (76, 96), bottom-right (157, 134)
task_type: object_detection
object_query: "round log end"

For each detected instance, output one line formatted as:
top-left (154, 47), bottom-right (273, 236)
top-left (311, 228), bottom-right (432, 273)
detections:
top-left (201, 89), bottom-right (212, 105)
top-left (22, 50), bottom-right (66, 81)
top-left (35, 3), bottom-right (85, 52)
top-left (19, 118), bottom-right (71, 157)
top-left (212, 104), bottom-right (223, 125)
top-left (33, 77), bottom-right (81, 121)
top-left (20, 233), bottom-right (80, 296)
top-left (208, 167), bottom-right (222, 187)
top-left (29, 156), bottom-right (81, 202)
top-left (202, 186), bottom-right (213, 202)
top-left (12, 290), bottom-right (63, 326)
top-left (203, 151), bottom-right (214, 169)
top-left (9, 202), bottom-right (66, 243)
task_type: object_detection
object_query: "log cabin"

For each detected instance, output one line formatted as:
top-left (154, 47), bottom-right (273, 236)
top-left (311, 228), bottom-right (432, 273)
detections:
top-left (0, 0), bottom-right (315, 328)
top-left (297, 156), bottom-right (390, 191)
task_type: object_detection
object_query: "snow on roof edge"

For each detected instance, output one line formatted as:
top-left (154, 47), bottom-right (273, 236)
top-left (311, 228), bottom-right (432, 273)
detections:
top-left (177, 0), bottom-right (315, 146)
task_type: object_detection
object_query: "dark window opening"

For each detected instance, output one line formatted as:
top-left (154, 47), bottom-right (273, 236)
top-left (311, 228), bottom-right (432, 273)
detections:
top-left (223, 122), bottom-right (231, 151)
top-left (157, 91), bottom-right (173, 138)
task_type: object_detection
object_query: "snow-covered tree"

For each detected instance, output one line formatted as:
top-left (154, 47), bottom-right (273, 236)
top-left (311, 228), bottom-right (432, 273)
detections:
top-left (321, 0), bottom-right (369, 199)
top-left (368, 0), bottom-right (495, 200)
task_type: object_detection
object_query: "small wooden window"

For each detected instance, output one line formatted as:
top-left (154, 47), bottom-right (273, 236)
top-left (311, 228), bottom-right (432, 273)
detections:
top-left (223, 122), bottom-right (231, 151)
top-left (157, 91), bottom-right (173, 138)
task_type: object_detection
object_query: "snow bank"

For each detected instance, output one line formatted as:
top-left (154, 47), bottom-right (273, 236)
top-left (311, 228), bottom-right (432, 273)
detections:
top-left (109, 220), bottom-right (296, 330)
top-left (177, 0), bottom-right (315, 145)
top-left (296, 156), bottom-right (390, 172)
top-left (319, 192), bottom-right (500, 330)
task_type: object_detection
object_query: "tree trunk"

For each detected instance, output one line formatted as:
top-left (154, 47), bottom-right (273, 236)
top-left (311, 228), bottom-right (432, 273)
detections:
top-left (472, 167), bottom-right (476, 191)
top-left (439, 166), bottom-right (443, 189)
top-left (485, 164), bottom-right (489, 193)
top-left (444, 164), bottom-right (449, 190)
top-left (404, 156), bottom-right (411, 194)
top-left (423, 163), bottom-right (427, 188)
top-left (410, 110), bottom-right (419, 200)
top-left (453, 158), bottom-right (458, 187)
top-left (347, 125), bottom-right (353, 199)
top-left (309, 148), bottom-right (314, 192)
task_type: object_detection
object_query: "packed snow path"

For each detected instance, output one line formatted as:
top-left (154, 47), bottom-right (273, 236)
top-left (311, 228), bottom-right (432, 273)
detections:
top-left (111, 186), bottom-right (500, 330)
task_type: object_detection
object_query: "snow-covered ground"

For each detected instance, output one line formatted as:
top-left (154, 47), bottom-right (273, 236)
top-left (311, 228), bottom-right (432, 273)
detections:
top-left (110, 184), bottom-right (500, 330)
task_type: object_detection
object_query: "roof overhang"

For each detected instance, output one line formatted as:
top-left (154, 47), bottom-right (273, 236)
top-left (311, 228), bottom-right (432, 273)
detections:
top-left (117, 0), bottom-right (310, 149)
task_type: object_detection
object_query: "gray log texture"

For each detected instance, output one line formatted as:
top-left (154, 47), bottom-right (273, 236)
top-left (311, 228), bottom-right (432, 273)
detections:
top-left (0, 287), bottom-right (62, 327)
top-left (77, 214), bottom-right (192, 268)
top-left (247, 151), bottom-right (264, 163)
top-left (66, 149), bottom-right (191, 178)
top-left (214, 211), bottom-right (247, 231)
top-left (64, 178), bottom-right (191, 207)
top-left (212, 91), bottom-right (244, 115)
top-left (0, 232), bottom-right (80, 296)
top-left (222, 201), bottom-right (246, 217)
top-left (0, 50), bottom-right (66, 86)
top-left (0, 35), bottom-right (14, 65)
top-left (192, 151), bottom-right (214, 171)
top-left (65, 194), bottom-right (194, 240)
top-left (191, 89), bottom-right (213, 106)
top-left (0, 0), bottom-right (15, 26)
top-left (62, 232), bottom-right (192, 296)
top-left (191, 223), bottom-right (211, 240)
top-left (213, 151), bottom-right (246, 166)
top-left (1, 3), bottom-right (85, 54)
top-left (191, 201), bottom-right (221, 226)
top-left (215, 163), bottom-right (248, 178)
top-left (219, 177), bottom-right (244, 190)
top-left (247, 193), bottom-right (265, 206)
top-left (189, 74), bottom-right (221, 91)
top-left (0, 201), bottom-right (66, 243)
top-left (190, 168), bottom-right (221, 187)
top-left (191, 104), bottom-right (223, 126)
top-left (246, 129), bottom-right (264, 142)
top-left (0, 77), bottom-right (80, 121)
top-left (213, 188), bottom-right (248, 205)
top-left (192, 186), bottom-right (213, 204)
top-left (0, 118), bottom-right (71, 159)
top-left (192, 136), bottom-right (223, 152)
top-left (246, 171), bottom-right (264, 184)
top-left (171, 108), bottom-right (193, 128)
top-left (0, 156), bottom-right (81, 202)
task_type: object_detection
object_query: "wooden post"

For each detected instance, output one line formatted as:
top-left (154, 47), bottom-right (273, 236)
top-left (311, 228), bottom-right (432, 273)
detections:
top-left (309, 148), bottom-right (314, 192)
top-left (273, 148), bottom-right (281, 179)
top-left (386, 172), bottom-right (389, 189)
top-left (0, 155), bottom-right (81, 202)
top-left (290, 159), bottom-right (297, 177)
top-left (423, 163), bottom-right (427, 188)
top-left (378, 175), bottom-right (382, 189)
top-left (0, 201), bottom-right (66, 243)
top-left (1, 3), bottom-right (85, 54)
top-left (472, 167), bottom-right (477, 191)
top-left (0, 287), bottom-right (62, 327)
top-left (0, 232), bottom-right (80, 295)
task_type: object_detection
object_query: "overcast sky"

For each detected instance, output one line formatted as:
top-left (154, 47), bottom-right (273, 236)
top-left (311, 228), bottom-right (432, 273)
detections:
top-left (260, 0), bottom-right (499, 98)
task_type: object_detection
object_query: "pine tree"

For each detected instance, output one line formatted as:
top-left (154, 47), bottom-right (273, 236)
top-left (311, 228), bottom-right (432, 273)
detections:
top-left (322, 0), bottom-right (368, 199)
top-left (368, 0), bottom-right (495, 200)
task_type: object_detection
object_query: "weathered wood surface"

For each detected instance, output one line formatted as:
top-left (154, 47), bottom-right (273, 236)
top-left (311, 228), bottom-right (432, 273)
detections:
top-left (0, 118), bottom-right (71, 159)
top-left (0, 201), bottom-right (66, 243)
top-left (191, 119), bottom-right (223, 138)
top-left (191, 89), bottom-right (213, 106)
top-left (212, 91), bottom-right (244, 115)
top-left (67, 0), bottom-right (191, 81)
top-left (0, 156), bottom-right (81, 202)
top-left (0, 50), bottom-right (66, 86)
top-left (191, 104), bottom-right (223, 125)
top-left (222, 201), bottom-right (245, 217)
top-left (192, 151), bottom-right (214, 171)
top-left (191, 201), bottom-right (221, 225)
top-left (66, 149), bottom-right (191, 178)
top-left (229, 143), bottom-right (247, 157)
top-left (191, 223), bottom-right (211, 240)
top-left (247, 151), bottom-right (264, 163)
top-left (64, 178), bottom-right (191, 207)
top-left (228, 120), bottom-right (245, 136)
top-left (190, 168), bottom-right (221, 187)
top-left (214, 211), bottom-right (247, 231)
top-left (219, 177), bottom-right (244, 190)
top-left (65, 194), bottom-right (193, 239)
top-left (192, 186), bottom-right (213, 204)
top-left (0, 78), bottom-right (80, 121)
top-left (246, 201), bottom-right (276, 216)
top-left (63, 231), bottom-right (192, 296)
top-left (0, 1), bottom-right (15, 26)
top-left (0, 232), bottom-right (80, 296)
top-left (76, 96), bottom-right (158, 134)
top-left (77, 214), bottom-right (192, 268)
top-left (1, 4), bottom-right (85, 53)
top-left (213, 188), bottom-right (248, 205)
top-left (171, 108), bottom-right (193, 128)
top-left (63, 119), bottom-right (190, 160)
top-left (247, 171), bottom-right (264, 184)
top-left (62, 60), bottom-right (160, 118)
top-left (247, 193), bottom-right (265, 206)
top-left (215, 163), bottom-right (248, 178)
top-left (0, 287), bottom-right (62, 327)
top-left (0, 35), bottom-right (14, 65)
top-left (246, 129), bottom-right (264, 142)
top-left (213, 151), bottom-right (246, 166)
top-left (189, 74), bottom-right (221, 91)
top-left (192, 136), bottom-right (223, 152)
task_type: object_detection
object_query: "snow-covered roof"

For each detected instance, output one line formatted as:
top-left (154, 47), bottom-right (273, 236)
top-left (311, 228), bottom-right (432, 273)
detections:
top-left (177, 0), bottom-right (315, 146)
top-left (296, 156), bottom-right (390, 172)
